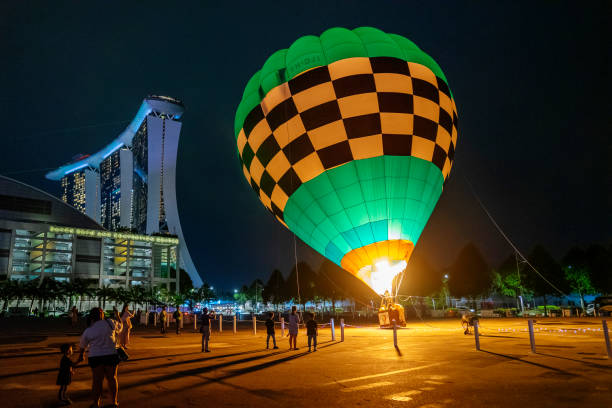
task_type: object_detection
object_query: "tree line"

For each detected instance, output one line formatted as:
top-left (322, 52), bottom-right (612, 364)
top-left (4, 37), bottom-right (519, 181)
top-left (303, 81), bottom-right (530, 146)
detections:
top-left (1, 242), bottom-right (609, 315)
top-left (236, 242), bottom-right (612, 312)
top-left (400, 242), bottom-right (612, 311)
top-left (0, 277), bottom-right (216, 315)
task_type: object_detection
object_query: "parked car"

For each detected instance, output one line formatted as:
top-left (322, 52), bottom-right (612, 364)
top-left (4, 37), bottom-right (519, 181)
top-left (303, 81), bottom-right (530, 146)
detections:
top-left (594, 296), bottom-right (612, 316)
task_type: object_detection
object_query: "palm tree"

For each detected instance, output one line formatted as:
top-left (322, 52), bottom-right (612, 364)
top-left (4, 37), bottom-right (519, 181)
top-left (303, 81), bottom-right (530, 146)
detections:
top-left (172, 292), bottom-right (187, 310)
top-left (24, 278), bottom-right (41, 315)
top-left (38, 278), bottom-right (63, 315)
top-left (0, 279), bottom-right (19, 313)
top-left (113, 287), bottom-right (130, 309)
top-left (128, 285), bottom-right (146, 310)
top-left (96, 285), bottom-right (115, 310)
top-left (70, 278), bottom-right (92, 312)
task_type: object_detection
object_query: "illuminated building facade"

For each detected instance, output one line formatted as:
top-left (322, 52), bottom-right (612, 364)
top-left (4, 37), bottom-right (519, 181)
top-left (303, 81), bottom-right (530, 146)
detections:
top-left (0, 176), bottom-right (179, 290)
top-left (60, 166), bottom-right (100, 223)
top-left (99, 148), bottom-right (133, 231)
top-left (46, 95), bottom-right (202, 287)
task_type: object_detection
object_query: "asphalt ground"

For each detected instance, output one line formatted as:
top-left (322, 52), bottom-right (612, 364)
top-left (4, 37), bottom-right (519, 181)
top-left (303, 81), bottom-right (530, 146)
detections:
top-left (0, 318), bottom-right (610, 408)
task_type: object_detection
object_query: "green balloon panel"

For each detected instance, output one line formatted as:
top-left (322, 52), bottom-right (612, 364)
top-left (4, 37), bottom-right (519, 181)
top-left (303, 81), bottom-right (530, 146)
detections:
top-left (283, 155), bottom-right (444, 266)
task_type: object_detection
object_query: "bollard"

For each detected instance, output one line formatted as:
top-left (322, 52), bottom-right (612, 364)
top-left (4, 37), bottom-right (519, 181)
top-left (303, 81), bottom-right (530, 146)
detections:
top-left (253, 315), bottom-right (257, 335)
top-left (474, 320), bottom-right (481, 351)
top-left (340, 318), bottom-right (345, 342)
top-left (145, 311), bottom-right (150, 327)
top-left (392, 320), bottom-right (398, 348)
top-left (194, 314), bottom-right (197, 332)
top-left (331, 318), bottom-right (335, 341)
top-left (233, 315), bottom-right (237, 334)
top-left (180, 316), bottom-right (184, 329)
top-left (219, 314), bottom-right (222, 333)
top-left (603, 320), bottom-right (612, 359)
top-left (281, 317), bottom-right (285, 337)
top-left (528, 319), bottom-right (536, 353)
top-left (154, 312), bottom-right (158, 327)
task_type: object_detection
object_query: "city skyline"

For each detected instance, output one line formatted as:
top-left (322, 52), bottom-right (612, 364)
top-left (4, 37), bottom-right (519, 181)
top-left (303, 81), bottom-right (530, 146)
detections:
top-left (45, 95), bottom-right (202, 287)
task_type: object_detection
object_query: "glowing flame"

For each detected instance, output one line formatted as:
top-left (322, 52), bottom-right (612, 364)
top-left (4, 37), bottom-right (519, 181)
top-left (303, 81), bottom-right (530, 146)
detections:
top-left (356, 258), bottom-right (407, 295)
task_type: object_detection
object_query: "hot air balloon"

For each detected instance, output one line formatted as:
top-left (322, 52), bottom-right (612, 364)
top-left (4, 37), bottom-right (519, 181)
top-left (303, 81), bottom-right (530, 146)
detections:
top-left (234, 27), bottom-right (458, 327)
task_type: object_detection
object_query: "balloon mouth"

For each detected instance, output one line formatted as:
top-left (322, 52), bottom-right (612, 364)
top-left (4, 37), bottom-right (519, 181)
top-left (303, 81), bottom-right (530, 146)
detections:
top-left (357, 259), bottom-right (407, 295)
top-left (340, 239), bottom-right (414, 294)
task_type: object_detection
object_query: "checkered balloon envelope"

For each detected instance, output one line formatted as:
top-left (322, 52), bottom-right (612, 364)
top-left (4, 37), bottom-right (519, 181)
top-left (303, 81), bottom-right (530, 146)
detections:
top-left (234, 27), bottom-right (458, 295)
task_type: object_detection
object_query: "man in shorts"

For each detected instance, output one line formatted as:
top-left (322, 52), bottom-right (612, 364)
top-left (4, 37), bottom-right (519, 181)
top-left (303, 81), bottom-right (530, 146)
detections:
top-left (200, 308), bottom-right (215, 352)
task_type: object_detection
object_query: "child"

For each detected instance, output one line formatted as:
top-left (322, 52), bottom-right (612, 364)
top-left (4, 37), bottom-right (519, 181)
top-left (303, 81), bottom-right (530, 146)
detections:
top-left (57, 343), bottom-right (80, 405)
top-left (265, 312), bottom-right (279, 349)
top-left (306, 312), bottom-right (318, 352)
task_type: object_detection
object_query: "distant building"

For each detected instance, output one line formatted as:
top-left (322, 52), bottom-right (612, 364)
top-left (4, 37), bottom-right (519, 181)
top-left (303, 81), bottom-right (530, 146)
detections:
top-left (0, 175), bottom-right (179, 290)
top-left (46, 95), bottom-right (202, 287)
top-left (59, 157), bottom-right (100, 223)
top-left (99, 148), bottom-right (132, 231)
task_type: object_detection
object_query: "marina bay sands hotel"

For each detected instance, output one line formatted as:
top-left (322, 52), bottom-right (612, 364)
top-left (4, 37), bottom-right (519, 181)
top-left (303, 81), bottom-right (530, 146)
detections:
top-left (46, 95), bottom-right (202, 287)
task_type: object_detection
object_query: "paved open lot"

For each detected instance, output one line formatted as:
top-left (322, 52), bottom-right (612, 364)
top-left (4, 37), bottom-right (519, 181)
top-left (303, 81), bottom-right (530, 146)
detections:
top-left (0, 318), bottom-right (610, 407)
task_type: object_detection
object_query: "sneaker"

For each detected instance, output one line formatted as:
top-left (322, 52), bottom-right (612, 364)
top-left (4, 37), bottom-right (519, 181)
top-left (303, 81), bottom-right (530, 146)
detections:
top-left (308, 348), bottom-right (311, 352)
top-left (313, 349), bottom-right (317, 352)
top-left (273, 346), bottom-right (279, 349)
top-left (294, 347), bottom-right (299, 350)
top-left (205, 349), bottom-right (211, 353)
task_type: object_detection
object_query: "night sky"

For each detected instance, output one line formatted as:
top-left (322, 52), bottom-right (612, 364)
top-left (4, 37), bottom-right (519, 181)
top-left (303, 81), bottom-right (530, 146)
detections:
top-left (1, 2), bottom-right (609, 289)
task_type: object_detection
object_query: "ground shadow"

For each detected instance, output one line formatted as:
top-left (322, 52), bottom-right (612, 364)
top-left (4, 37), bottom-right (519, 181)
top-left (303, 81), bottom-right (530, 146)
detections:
top-left (122, 342), bottom-right (341, 392)
top-left (0, 351), bottom-right (59, 359)
top-left (534, 352), bottom-right (612, 370)
top-left (119, 348), bottom-right (289, 377)
top-left (128, 351), bottom-right (202, 363)
top-left (0, 336), bottom-right (47, 345)
top-left (480, 349), bottom-right (578, 377)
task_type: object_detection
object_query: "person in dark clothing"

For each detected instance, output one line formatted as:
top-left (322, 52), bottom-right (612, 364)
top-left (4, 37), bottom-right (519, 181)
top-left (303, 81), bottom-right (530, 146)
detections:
top-left (160, 306), bottom-right (167, 334)
top-left (200, 308), bottom-right (215, 352)
top-left (306, 313), bottom-right (318, 352)
top-left (265, 312), bottom-right (279, 349)
top-left (57, 343), bottom-right (80, 405)
top-left (173, 309), bottom-right (182, 335)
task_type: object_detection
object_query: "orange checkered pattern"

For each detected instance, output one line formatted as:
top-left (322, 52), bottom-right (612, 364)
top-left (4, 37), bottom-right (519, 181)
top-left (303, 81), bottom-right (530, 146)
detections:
top-left (236, 56), bottom-right (459, 225)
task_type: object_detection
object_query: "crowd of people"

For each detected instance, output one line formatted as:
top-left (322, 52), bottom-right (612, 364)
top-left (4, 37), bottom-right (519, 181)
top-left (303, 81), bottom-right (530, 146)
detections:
top-left (56, 304), bottom-right (321, 406)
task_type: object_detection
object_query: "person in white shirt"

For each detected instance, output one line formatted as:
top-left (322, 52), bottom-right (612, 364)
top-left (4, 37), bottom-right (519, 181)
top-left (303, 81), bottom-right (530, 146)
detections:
top-left (119, 304), bottom-right (133, 348)
top-left (78, 307), bottom-right (123, 408)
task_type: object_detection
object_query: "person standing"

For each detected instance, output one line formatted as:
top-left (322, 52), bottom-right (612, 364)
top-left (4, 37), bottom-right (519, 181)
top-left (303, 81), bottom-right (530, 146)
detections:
top-left (265, 312), bottom-right (278, 349)
top-left (200, 308), bottom-right (215, 352)
top-left (288, 306), bottom-right (300, 350)
top-left (119, 305), bottom-right (133, 348)
top-left (70, 306), bottom-right (79, 328)
top-left (173, 308), bottom-right (182, 335)
top-left (159, 306), bottom-right (167, 335)
top-left (306, 312), bottom-right (318, 352)
top-left (78, 307), bottom-right (123, 408)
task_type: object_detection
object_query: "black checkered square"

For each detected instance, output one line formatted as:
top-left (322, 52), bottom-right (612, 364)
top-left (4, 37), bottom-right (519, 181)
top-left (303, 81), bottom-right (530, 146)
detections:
top-left (237, 56), bottom-right (459, 220)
